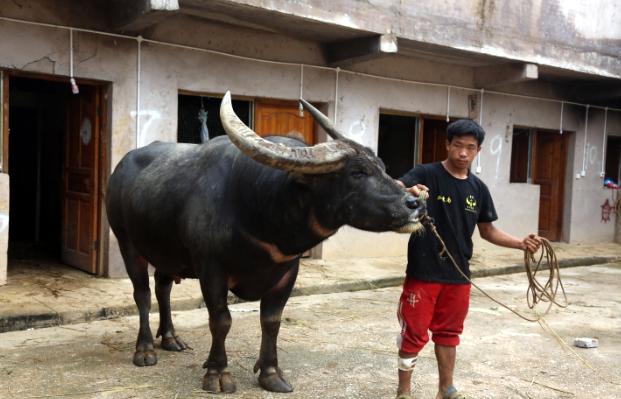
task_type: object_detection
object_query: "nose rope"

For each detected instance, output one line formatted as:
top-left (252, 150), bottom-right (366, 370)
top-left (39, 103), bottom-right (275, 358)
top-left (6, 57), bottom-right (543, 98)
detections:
top-left (418, 195), bottom-right (567, 323)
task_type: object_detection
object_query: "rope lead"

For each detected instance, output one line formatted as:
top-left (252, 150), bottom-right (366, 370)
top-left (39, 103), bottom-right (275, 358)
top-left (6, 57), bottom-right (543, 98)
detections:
top-left (420, 214), bottom-right (567, 322)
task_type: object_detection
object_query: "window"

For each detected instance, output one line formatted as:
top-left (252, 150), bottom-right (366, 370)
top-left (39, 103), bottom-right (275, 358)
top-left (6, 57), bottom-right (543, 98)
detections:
top-left (605, 136), bottom-right (621, 186)
top-left (510, 128), bottom-right (532, 183)
top-left (377, 113), bottom-right (418, 179)
top-left (177, 94), bottom-right (251, 144)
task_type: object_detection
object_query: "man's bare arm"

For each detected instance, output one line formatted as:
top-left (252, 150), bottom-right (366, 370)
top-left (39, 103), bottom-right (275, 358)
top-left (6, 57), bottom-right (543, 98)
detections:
top-left (478, 222), bottom-right (541, 253)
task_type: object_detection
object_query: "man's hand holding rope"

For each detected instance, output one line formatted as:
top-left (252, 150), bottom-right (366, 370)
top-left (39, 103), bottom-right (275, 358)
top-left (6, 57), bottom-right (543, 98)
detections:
top-left (521, 233), bottom-right (542, 254)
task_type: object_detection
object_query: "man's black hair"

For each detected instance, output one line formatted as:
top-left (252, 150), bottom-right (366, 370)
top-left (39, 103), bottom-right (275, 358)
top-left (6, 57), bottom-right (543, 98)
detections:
top-left (447, 119), bottom-right (485, 145)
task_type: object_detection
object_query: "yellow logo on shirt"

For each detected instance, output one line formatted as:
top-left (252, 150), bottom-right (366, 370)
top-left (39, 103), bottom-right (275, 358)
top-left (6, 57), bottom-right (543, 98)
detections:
top-left (437, 195), bottom-right (452, 204)
top-left (465, 195), bottom-right (477, 213)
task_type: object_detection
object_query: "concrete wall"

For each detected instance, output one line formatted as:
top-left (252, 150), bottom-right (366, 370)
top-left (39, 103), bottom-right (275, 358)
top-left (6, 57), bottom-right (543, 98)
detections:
top-left (0, 5), bottom-right (619, 280)
top-left (231, 0), bottom-right (621, 79)
top-left (569, 108), bottom-right (621, 242)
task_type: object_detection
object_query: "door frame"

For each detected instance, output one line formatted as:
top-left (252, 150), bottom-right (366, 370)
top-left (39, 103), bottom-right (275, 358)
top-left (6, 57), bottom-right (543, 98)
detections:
top-left (1, 69), bottom-right (111, 276)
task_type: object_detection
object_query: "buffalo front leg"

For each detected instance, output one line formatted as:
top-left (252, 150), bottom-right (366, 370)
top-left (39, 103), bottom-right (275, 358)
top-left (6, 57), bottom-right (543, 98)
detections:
top-left (119, 242), bottom-right (156, 367)
top-left (254, 264), bottom-right (299, 392)
top-left (199, 271), bottom-right (236, 394)
top-left (154, 271), bottom-right (190, 352)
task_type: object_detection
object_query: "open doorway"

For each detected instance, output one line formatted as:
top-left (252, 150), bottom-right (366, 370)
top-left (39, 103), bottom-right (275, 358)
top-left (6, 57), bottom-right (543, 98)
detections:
top-left (8, 77), bottom-right (65, 262)
top-left (509, 127), bottom-right (570, 241)
top-left (6, 74), bottom-right (107, 276)
top-left (377, 112), bottom-right (418, 178)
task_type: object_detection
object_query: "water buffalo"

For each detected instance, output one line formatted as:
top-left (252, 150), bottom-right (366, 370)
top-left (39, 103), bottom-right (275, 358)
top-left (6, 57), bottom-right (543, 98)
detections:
top-left (105, 91), bottom-right (426, 393)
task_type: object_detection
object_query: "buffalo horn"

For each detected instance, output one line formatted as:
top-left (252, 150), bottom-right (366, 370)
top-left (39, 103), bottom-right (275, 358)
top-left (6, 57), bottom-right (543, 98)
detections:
top-left (299, 98), bottom-right (345, 141)
top-left (220, 91), bottom-right (354, 174)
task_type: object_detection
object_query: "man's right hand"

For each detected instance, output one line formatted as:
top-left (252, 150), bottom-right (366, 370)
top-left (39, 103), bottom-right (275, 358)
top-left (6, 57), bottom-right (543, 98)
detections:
top-left (396, 180), bottom-right (429, 200)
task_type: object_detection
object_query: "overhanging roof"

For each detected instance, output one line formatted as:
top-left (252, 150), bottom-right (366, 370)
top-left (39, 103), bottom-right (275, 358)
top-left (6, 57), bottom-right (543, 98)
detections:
top-left (107, 0), bottom-right (621, 107)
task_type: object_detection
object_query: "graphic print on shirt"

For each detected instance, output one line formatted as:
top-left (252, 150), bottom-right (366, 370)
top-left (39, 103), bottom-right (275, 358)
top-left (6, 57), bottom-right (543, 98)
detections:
top-left (465, 194), bottom-right (477, 213)
top-left (436, 194), bottom-right (452, 204)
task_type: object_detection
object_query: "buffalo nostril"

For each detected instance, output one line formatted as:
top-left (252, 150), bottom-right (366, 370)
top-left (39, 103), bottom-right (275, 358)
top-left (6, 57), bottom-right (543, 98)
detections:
top-left (405, 196), bottom-right (419, 209)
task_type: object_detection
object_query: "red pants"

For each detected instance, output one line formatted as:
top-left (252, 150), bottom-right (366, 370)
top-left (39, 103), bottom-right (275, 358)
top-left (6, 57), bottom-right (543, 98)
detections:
top-left (397, 278), bottom-right (471, 355)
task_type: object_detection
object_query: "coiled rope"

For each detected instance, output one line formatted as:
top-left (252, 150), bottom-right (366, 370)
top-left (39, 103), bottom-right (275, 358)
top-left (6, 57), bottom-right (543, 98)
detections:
top-left (420, 214), bottom-right (567, 322)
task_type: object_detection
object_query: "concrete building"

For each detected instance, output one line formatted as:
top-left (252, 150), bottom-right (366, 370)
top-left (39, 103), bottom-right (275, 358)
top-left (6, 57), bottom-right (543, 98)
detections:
top-left (0, 0), bottom-right (619, 283)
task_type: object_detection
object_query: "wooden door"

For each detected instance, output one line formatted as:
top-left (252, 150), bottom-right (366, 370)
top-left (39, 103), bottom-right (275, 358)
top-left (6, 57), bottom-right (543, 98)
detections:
top-left (421, 118), bottom-right (448, 164)
top-left (61, 85), bottom-right (100, 273)
top-left (255, 99), bottom-right (315, 257)
top-left (254, 99), bottom-right (315, 144)
top-left (532, 131), bottom-right (567, 241)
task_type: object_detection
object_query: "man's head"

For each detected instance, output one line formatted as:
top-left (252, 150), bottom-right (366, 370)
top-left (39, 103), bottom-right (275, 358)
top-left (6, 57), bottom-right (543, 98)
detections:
top-left (444, 119), bottom-right (485, 171)
top-left (447, 119), bottom-right (485, 145)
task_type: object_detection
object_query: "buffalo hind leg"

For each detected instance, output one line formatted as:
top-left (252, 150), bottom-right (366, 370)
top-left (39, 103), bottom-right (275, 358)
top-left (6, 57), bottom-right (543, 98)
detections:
top-left (154, 271), bottom-right (190, 352)
top-left (254, 264), bottom-right (299, 392)
top-left (199, 269), bottom-right (236, 393)
top-left (119, 242), bottom-right (157, 367)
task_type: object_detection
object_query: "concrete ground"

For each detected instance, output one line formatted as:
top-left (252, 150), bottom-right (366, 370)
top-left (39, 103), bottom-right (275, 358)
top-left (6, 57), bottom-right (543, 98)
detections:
top-left (0, 263), bottom-right (619, 399)
top-left (0, 241), bottom-right (620, 333)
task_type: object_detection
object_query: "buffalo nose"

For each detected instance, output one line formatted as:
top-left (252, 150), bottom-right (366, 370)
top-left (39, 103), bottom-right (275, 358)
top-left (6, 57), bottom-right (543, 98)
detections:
top-left (405, 195), bottom-right (420, 210)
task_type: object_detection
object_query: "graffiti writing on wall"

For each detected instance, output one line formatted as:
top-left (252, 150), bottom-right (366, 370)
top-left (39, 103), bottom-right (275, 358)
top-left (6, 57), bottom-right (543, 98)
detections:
top-left (0, 214), bottom-right (8, 234)
top-left (586, 143), bottom-right (599, 166)
top-left (130, 110), bottom-right (162, 148)
top-left (489, 134), bottom-right (503, 179)
top-left (347, 117), bottom-right (367, 144)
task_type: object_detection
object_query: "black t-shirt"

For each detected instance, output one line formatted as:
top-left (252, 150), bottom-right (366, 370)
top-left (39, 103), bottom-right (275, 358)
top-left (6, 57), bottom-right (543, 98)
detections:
top-left (399, 162), bottom-right (498, 283)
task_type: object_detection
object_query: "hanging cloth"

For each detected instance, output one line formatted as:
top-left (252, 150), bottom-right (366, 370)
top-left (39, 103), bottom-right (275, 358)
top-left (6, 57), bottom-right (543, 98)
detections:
top-left (198, 97), bottom-right (209, 143)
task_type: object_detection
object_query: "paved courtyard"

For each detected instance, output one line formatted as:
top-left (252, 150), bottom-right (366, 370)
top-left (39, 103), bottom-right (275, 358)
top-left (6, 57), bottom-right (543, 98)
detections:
top-left (0, 263), bottom-right (619, 398)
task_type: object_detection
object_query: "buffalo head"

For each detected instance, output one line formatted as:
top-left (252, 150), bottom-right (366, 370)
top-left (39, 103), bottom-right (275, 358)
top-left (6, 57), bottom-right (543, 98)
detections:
top-left (220, 91), bottom-right (425, 234)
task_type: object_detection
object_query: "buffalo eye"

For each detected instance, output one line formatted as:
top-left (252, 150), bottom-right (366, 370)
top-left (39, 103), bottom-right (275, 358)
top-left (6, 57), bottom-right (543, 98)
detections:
top-left (350, 170), bottom-right (368, 179)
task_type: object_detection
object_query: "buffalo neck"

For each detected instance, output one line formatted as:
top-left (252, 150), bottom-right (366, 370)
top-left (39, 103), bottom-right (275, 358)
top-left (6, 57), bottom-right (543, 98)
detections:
top-left (234, 165), bottom-right (339, 257)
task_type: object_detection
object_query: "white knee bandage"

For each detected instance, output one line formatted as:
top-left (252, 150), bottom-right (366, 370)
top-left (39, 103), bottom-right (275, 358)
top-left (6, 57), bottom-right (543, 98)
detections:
top-left (397, 356), bottom-right (418, 371)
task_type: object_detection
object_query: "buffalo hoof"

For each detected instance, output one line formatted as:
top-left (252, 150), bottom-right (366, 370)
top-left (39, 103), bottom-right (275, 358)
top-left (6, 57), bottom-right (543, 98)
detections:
top-left (160, 334), bottom-right (191, 352)
top-left (133, 342), bottom-right (157, 367)
top-left (257, 367), bottom-right (293, 393)
top-left (202, 369), bottom-right (236, 393)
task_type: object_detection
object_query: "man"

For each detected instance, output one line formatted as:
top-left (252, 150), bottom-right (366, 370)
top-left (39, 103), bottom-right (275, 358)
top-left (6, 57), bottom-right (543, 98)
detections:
top-left (395, 119), bottom-right (541, 399)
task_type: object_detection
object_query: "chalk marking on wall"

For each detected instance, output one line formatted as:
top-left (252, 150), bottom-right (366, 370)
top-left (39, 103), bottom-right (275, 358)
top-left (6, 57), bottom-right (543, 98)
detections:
top-left (0, 214), bottom-right (8, 233)
top-left (130, 109), bottom-right (161, 148)
top-left (587, 143), bottom-right (598, 166)
top-left (600, 107), bottom-right (608, 177)
top-left (347, 117), bottom-right (367, 145)
top-left (581, 105), bottom-right (589, 175)
top-left (489, 134), bottom-right (503, 180)
top-left (476, 89), bottom-right (484, 173)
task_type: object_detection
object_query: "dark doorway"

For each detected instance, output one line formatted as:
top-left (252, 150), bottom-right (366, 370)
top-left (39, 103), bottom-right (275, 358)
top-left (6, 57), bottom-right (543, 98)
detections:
top-left (8, 77), bottom-right (66, 261)
top-left (7, 75), bottom-right (105, 274)
top-left (178, 94), bottom-right (251, 144)
top-left (378, 113), bottom-right (418, 179)
top-left (605, 136), bottom-right (621, 185)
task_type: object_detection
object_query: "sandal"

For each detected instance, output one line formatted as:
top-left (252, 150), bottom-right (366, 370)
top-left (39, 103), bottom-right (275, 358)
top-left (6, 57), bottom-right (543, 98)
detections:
top-left (442, 386), bottom-right (466, 399)
top-left (396, 394), bottom-right (413, 399)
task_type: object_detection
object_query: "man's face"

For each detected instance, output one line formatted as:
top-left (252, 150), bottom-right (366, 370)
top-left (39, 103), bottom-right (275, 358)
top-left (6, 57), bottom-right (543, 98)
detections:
top-left (445, 134), bottom-right (480, 170)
